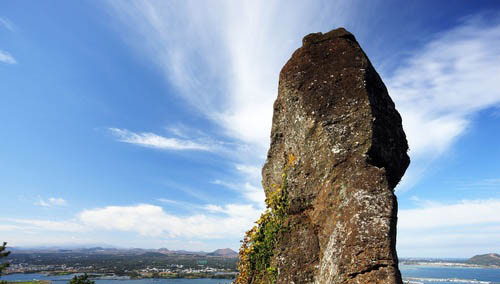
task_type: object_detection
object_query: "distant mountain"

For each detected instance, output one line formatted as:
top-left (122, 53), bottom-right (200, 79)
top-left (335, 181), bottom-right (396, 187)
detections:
top-left (467, 253), bottom-right (500, 266)
top-left (10, 246), bottom-right (238, 257)
top-left (157, 248), bottom-right (171, 254)
top-left (207, 248), bottom-right (238, 257)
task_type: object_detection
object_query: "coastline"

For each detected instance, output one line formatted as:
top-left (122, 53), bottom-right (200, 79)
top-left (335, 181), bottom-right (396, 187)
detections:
top-left (2, 272), bottom-right (236, 281)
top-left (401, 262), bottom-right (500, 269)
top-left (404, 277), bottom-right (491, 283)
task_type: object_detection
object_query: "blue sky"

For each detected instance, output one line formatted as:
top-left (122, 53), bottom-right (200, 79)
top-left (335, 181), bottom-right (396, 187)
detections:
top-left (1, 0), bottom-right (499, 258)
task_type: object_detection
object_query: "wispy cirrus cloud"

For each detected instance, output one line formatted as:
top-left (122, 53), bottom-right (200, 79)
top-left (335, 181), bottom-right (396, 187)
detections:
top-left (0, 18), bottom-right (17, 65)
top-left (0, 17), bottom-right (15, 31)
top-left (387, 14), bottom-right (500, 189)
top-left (0, 49), bottom-right (16, 64)
top-left (105, 0), bottom-right (355, 158)
top-left (108, 127), bottom-right (215, 151)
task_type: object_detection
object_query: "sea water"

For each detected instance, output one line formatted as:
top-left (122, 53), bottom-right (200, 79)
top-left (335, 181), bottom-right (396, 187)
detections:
top-left (0, 274), bottom-right (232, 284)
top-left (2, 266), bottom-right (500, 284)
top-left (400, 264), bottom-right (500, 284)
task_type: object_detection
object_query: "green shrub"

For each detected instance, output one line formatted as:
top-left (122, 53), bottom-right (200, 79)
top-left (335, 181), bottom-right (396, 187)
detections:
top-left (69, 274), bottom-right (95, 284)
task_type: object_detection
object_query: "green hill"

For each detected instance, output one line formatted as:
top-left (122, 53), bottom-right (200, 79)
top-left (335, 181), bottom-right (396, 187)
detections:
top-left (467, 253), bottom-right (500, 266)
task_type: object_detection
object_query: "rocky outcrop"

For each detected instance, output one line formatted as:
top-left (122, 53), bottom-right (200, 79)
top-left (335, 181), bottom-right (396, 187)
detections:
top-left (236, 28), bottom-right (409, 284)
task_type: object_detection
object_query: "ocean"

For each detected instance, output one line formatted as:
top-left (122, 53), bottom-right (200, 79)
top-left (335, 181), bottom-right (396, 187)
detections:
top-left (400, 264), bottom-right (500, 284)
top-left (0, 274), bottom-right (232, 284)
top-left (2, 265), bottom-right (499, 284)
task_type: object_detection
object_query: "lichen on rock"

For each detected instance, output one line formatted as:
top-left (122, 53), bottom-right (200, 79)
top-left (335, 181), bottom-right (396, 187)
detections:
top-left (236, 27), bottom-right (410, 284)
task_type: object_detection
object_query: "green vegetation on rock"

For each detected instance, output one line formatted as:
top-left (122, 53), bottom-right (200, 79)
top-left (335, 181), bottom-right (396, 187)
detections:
top-left (236, 159), bottom-right (292, 284)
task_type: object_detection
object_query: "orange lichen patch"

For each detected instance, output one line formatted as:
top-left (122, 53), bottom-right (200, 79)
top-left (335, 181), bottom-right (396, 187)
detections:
top-left (287, 153), bottom-right (296, 166)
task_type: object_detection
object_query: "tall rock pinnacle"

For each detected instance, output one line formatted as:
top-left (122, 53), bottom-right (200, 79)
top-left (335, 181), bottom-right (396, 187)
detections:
top-left (236, 28), bottom-right (410, 284)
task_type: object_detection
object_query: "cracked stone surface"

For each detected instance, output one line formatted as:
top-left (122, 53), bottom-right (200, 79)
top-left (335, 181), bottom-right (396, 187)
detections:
top-left (260, 28), bottom-right (410, 283)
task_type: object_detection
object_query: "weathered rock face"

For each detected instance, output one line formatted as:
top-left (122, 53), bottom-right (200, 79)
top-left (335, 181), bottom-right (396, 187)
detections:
top-left (236, 28), bottom-right (409, 284)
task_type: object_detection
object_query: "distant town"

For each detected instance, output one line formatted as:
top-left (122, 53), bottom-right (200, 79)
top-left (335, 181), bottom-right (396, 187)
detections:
top-left (4, 247), bottom-right (239, 280)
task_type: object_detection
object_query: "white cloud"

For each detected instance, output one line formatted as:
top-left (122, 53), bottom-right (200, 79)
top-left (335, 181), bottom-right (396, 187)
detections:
top-left (241, 183), bottom-right (266, 206)
top-left (34, 197), bottom-right (67, 207)
top-left (213, 179), bottom-right (265, 208)
top-left (387, 15), bottom-right (500, 189)
top-left (399, 199), bottom-right (500, 229)
top-left (0, 17), bottom-right (15, 31)
top-left (48, 197), bottom-right (67, 206)
top-left (234, 165), bottom-right (266, 206)
top-left (80, 204), bottom-right (168, 236)
top-left (108, 127), bottom-right (214, 151)
top-left (397, 199), bottom-right (500, 257)
top-left (79, 203), bottom-right (261, 239)
top-left (1, 235), bottom-right (105, 248)
top-left (398, 228), bottom-right (500, 258)
top-left (0, 224), bottom-right (27, 231)
top-left (7, 218), bottom-right (85, 232)
top-left (5, 201), bottom-right (261, 242)
top-left (204, 204), bottom-right (224, 213)
top-left (157, 198), bottom-right (198, 208)
top-left (0, 49), bottom-right (16, 64)
top-left (35, 199), bottom-right (50, 207)
top-left (235, 164), bottom-right (261, 182)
